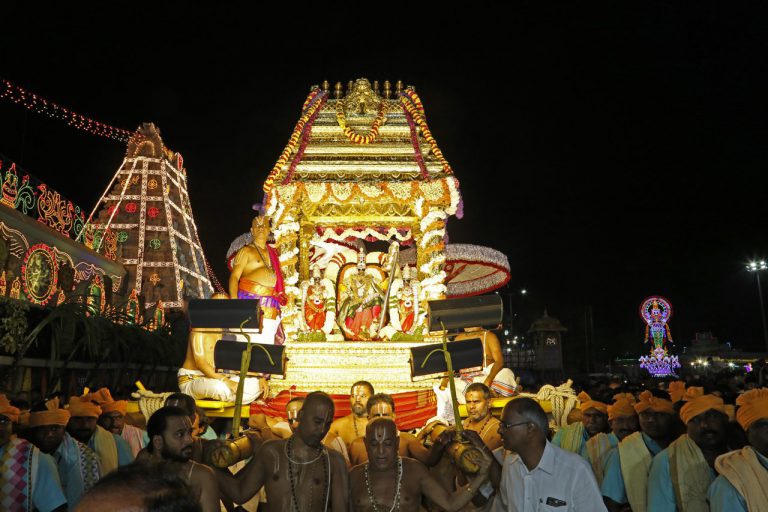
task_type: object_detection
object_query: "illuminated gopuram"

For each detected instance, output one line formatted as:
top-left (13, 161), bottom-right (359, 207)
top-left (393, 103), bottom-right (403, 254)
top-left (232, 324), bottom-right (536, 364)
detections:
top-left (86, 123), bottom-right (215, 309)
top-left (254, 78), bottom-right (462, 396)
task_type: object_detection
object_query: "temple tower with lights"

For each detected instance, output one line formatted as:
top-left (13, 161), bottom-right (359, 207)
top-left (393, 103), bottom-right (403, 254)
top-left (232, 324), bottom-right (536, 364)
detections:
top-left (85, 123), bottom-right (216, 308)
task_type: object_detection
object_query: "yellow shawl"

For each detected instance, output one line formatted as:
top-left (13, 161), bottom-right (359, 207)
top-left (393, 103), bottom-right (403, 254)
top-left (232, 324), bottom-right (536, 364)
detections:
top-left (559, 422), bottom-right (586, 454)
top-left (715, 447), bottom-right (768, 512)
top-left (586, 432), bottom-right (613, 485)
top-left (668, 434), bottom-right (712, 512)
top-left (618, 432), bottom-right (652, 512)
top-left (92, 425), bottom-right (118, 475)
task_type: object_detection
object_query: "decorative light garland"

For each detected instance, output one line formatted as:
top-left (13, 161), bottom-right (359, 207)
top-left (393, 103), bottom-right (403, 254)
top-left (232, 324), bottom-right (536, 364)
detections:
top-left (399, 88), bottom-right (453, 174)
top-left (0, 79), bottom-right (132, 142)
top-left (263, 88), bottom-right (327, 195)
top-left (335, 99), bottom-right (386, 145)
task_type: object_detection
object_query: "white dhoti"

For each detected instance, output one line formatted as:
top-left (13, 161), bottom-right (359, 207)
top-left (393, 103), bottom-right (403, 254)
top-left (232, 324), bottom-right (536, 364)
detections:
top-left (177, 369), bottom-right (263, 404)
top-left (431, 366), bottom-right (518, 424)
top-left (455, 365), bottom-right (517, 403)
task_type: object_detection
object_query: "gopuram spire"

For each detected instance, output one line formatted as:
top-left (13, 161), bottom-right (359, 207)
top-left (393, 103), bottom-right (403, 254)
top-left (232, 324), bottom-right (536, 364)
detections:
top-left (84, 123), bottom-right (216, 308)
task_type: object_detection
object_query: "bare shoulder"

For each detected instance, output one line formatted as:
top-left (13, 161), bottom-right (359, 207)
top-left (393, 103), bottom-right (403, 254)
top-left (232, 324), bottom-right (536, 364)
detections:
top-left (484, 330), bottom-right (501, 344)
top-left (260, 438), bottom-right (285, 457)
top-left (191, 460), bottom-right (215, 478)
top-left (402, 456), bottom-right (428, 477)
top-left (327, 446), bottom-right (347, 469)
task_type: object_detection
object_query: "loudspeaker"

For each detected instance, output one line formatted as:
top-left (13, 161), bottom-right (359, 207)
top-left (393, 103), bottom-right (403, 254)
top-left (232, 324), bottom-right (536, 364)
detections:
top-left (188, 299), bottom-right (260, 330)
top-left (213, 340), bottom-right (286, 376)
top-left (427, 295), bottom-right (503, 332)
top-left (409, 338), bottom-right (484, 377)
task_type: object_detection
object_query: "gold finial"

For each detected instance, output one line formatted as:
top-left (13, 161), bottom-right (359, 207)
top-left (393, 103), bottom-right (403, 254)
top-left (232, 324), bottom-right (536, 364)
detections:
top-left (396, 80), bottom-right (403, 94)
top-left (383, 80), bottom-right (391, 99)
top-left (322, 80), bottom-right (330, 92)
top-left (373, 80), bottom-right (379, 94)
top-left (334, 82), bottom-right (343, 99)
top-left (347, 81), bottom-right (354, 95)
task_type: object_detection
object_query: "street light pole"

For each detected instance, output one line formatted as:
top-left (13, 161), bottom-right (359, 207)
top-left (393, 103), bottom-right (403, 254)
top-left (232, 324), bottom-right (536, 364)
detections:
top-left (747, 260), bottom-right (768, 354)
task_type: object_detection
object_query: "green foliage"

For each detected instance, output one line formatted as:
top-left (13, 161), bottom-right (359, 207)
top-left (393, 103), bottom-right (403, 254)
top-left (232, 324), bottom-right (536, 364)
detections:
top-left (296, 331), bottom-right (327, 342)
top-left (0, 298), bottom-right (29, 354)
top-left (391, 326), bottom-right (425, 342)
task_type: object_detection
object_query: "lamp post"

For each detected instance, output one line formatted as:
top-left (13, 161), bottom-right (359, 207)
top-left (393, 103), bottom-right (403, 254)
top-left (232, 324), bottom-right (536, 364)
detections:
top-left (747, 260), bottom-right (768, 354)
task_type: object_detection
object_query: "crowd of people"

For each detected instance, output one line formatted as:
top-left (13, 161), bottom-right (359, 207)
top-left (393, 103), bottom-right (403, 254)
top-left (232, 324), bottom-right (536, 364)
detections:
top-left (0, 371), bottom-right (767, 511)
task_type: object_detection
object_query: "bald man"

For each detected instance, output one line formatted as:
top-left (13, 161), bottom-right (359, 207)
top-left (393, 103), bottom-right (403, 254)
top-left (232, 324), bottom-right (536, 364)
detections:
top-left (349, 418), bottom-right (491, 511)
top-left (217, 391), bottom-right (348, 511)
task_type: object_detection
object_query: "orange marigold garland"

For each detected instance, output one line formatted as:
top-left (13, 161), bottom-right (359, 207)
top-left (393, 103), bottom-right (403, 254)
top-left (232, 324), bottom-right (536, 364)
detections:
top-left (263, 88), bottom-right (328, 194)
top-left (335, 100), bottom-right (386, 145)
top-left (399, 88), bottom-right (453, 174)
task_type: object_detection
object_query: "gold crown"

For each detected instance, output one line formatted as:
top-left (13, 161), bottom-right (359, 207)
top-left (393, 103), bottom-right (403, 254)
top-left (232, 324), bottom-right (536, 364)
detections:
top-left (252, 215), bottom-right (270, 229)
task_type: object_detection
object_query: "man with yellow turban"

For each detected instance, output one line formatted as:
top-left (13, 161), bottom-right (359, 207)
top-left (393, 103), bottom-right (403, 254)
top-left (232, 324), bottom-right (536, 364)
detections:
top-left (27, 398), bottom-right (100, 508)
top-left (552, 391), bottom-right (610, 457)
top-left (0, 394), bottom-right (67, 511)
top-left (601, 389), bottom-right (679, 512)
top-left (647, 387), bottom-right (735, 511)
top-left (586, 393), bottom-right (639, 486)
top-left (88, 387), bottom-right (148, 457)
top-left (708, 388), bottom-right (768, 511)
top-left (66, 394), bottom-right (133, 475)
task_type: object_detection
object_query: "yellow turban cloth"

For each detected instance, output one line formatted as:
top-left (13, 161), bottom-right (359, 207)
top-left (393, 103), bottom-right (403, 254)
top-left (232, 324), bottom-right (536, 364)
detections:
top-left (680, 394), bottom-right (734, 425)
top-left (68, 396), bottom-right (102, 418)
top-left (86, 387), bottom-right (127, 415)
top-left (682, 386), bottom-right (704, 402)
top-left (0, 394), bottom-right (20, 423)
top-left (608, 396), bottom-right (638, 421)
top-left (668, 381), bottom-right (686, 403)
top-left (29, 397), bottom-right (71, 428)
top-left (736, 388), bottom-right (768, 431)
top-left (634, 390), bottom-right (675, 415)
top-left (578, 391), bottom-right (608, 414)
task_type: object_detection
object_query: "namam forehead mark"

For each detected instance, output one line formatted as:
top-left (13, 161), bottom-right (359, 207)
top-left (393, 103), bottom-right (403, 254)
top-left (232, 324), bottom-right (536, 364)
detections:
top-left (368, 419), bottom-right (399, 442)
top-left (351, 385), bottom-right (371, 398)
top-left (370, 402), bottom-right (393, 418)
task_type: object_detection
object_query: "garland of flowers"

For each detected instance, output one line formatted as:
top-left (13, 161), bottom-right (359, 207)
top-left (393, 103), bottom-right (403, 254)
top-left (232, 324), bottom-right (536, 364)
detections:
top-left (282, 94), bottom-right (326, 185)
top-left (335, 100), bottom-right (386, 145)
top-left (263, 89), bottom-right (327, 195)
top-left (401, 103), bottom-right (430, 179)
top-left (399, 89), bottom-right (453, 174)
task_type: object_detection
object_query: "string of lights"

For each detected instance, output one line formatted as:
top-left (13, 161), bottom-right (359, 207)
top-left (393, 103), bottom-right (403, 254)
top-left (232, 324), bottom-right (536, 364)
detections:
top-left (0, 78), bottom-right (133, 142)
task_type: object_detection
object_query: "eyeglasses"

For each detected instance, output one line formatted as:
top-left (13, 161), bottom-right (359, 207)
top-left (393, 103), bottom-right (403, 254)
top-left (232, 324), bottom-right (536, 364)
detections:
top-left (498, 420), bottom-right (530, 432)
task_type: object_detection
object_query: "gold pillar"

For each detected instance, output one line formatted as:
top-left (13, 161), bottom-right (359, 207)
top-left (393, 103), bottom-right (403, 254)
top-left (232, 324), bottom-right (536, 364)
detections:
top-left (299, 221), bottom-right (314, 281)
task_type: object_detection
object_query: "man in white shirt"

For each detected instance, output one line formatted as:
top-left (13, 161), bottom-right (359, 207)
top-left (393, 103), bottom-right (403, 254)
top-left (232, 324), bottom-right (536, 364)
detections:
top-left (485, 397), bottom-right (607, 512)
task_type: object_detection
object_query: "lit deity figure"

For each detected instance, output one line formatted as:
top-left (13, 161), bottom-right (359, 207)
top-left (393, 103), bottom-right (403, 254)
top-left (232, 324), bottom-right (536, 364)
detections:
top-left (641, 297), bottom-right (673, 349)
top-left (125, 289), bottom-right (141, 324)
top-left (86, 275), bottom-right (105, 315)
top-left (299, 266), bottom-right (336, 337)
top-left (638, 295), bottom-right (680, 377)
top-left (228, 215), bottom-right (286, 344)
top-left (337, 248), bottom-right (385, 340)
top-left (380, 265), bottom-right (422, 340)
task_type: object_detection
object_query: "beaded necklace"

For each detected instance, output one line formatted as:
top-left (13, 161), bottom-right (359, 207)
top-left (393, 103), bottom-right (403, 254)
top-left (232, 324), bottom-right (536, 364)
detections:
top-left (286, 437), bottom-right (330, 512)
top-left (364, 456), bottom-right (403, 512)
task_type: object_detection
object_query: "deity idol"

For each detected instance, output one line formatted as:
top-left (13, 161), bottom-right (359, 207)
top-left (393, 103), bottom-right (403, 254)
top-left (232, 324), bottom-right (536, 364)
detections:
top-left (228, 215), bottom-right (286, 344)
top-left (300, 266), bottom-right (335, 334)
top-left (642, 298), bottom-right (673, 349)
top-left (337, 249), bottom-right (385, 340)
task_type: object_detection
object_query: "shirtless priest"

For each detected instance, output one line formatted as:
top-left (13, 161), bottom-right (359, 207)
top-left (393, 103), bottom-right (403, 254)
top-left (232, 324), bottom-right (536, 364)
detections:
top-left (217, 392), bottom-right (348, 512)
top-left (228, 215), bottom-right (286, 345)
top-left (350, 418), bottom-right (491, 512)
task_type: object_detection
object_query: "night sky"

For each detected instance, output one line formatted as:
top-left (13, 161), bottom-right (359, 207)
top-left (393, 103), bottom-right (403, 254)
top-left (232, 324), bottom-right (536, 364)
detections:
top-left (2, 3), bottom-right (767, 363)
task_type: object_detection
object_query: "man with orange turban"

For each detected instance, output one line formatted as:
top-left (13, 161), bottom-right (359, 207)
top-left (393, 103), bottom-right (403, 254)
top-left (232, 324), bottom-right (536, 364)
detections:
top-left (28, 398), bottom-right (100, 508)
top-left (66, 394), bottom-right (133, 475)
top-left (88, 388), bottom-right (148, 457)
top-left (586, 393), bottom-right (639, 486)
top-left (0, 394), bottom-right (67, 511)
top-left (708, 388), bottom-right (768, 511)
top-left (668, 381), bottom-right (686, 404)
top-left (553, 391), bottom-right (609, 457)
top-left (601, 389), bottom-right (679, 512)
top-left (647, 388), bottom-right (735, 511)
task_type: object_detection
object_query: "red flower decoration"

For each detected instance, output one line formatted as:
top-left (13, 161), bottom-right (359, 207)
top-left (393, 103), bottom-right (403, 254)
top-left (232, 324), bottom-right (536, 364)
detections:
top-left (107, 205), bottom-right (117, 215)
top-left (125, 202), bottom-right (137, 213)
top-left (147, 207), bottom-right (160, 218)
